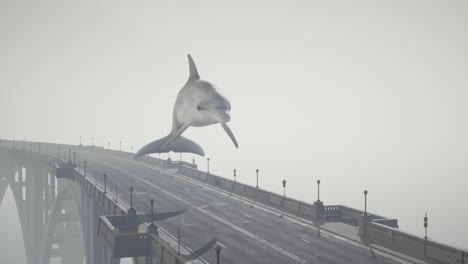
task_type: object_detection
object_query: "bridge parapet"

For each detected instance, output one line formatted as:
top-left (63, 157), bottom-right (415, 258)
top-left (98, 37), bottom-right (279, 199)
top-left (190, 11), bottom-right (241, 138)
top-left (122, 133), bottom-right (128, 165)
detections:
top-left (177, 164), bottom-right (468, 264)
top-left (3, 146), bottom-right (213, 264)
top-left (2, 140), bottom-right (467, 264)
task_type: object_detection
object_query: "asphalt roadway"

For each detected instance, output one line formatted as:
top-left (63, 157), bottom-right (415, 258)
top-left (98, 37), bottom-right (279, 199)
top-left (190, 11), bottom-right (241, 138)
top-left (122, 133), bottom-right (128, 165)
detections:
top-left (78, 150), bottom-right (412, 264)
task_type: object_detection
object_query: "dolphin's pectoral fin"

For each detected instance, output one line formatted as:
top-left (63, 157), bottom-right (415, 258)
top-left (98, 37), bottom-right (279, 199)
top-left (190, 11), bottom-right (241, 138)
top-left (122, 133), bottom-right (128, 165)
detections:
top-left (221, 122), bottom-right (239, 148)
top-left (161, 123), bottom-right (191, 150)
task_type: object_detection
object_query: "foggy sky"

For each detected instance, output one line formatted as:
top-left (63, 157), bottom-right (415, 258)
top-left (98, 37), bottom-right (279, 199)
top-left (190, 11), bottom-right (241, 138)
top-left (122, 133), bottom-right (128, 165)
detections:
top-left (1, 1), bottom-right (467, 248)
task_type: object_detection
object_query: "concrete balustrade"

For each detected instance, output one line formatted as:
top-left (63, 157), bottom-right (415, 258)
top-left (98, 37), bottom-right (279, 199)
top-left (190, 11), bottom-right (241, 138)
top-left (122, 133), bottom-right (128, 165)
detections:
top-left (283, 197), bottom-right (299, 212)
top-left (1, 145), bottom-right (202, 264)
top-left (176, 164), bottom-right (468, 264)
top-left (257, 189), bottom-right (270, 203)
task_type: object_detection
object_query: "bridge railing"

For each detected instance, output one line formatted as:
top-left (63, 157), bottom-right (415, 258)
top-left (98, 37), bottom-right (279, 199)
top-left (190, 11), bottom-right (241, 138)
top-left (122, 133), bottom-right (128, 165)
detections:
top-left (364, 220), bottom-right (467, 264)
top-left (3, 145), bottom-right (204, 264)
top-left (2, 140), bottom-right (467, 264)
top-left (176, 164), bottom-right (468, 264)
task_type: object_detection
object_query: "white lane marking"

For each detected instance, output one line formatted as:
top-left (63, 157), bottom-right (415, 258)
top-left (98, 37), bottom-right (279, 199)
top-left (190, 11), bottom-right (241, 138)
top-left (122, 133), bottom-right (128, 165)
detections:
top-left (243, 213), bottom-right (252, 218)
top-left (301, 239), bottom-right (310, 243)
top-left (94, 159), bottom-right (309, 264)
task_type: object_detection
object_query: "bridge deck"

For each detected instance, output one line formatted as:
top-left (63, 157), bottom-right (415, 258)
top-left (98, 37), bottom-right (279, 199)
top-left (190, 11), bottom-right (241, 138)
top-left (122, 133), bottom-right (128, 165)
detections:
top-left (77, 150), bottom-right (414, 264)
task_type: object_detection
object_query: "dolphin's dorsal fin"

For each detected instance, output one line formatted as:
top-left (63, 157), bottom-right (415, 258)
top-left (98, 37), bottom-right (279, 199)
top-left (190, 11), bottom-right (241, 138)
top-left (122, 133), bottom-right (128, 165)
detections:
top-left (187, 54), bottom-right (200, 81)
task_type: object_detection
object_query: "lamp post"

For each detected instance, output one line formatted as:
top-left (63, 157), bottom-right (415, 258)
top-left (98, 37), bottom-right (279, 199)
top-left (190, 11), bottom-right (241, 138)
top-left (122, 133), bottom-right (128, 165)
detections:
top-left (103, 173), bottom-right (107, 193)
top-left (130, 187), bottom-right (134, 209)
top-left (424, 213), bottom-right (428, 239)
top-left (282, 179), bottom-right (286, 196)
top-left (207, 158), bottom-right (210, 174)
top-left (192, 158), bottom-right (195, 175)
top-left (215, 245), bottom-right (222, 264)
top-left (363, 190), bottom-right (368, 236)
top-left (256, 169), bottom-right (259, 188)
top-left (150, 199), bottom-right (155, 225)
top-left (234, 169), bottom-right (237, 182)
top-left (317, 180), bottom-right (321, 201)
top-left (178, 227), bottom-right (181, 255)
top-left (424, 212), bottom-right (428, 256)
top-left (364, 190), bottom-right (368, 216)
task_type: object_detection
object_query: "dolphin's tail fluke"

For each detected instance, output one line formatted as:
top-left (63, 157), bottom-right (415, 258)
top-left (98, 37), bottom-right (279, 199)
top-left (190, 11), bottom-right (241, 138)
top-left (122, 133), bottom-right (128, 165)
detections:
top-left (135, 135), bottom-right (205, 158)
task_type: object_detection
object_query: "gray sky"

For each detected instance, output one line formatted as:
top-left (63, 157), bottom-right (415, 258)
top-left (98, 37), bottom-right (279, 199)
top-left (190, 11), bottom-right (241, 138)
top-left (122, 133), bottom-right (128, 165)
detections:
top-left (1, 0), bottom-right (467, 248)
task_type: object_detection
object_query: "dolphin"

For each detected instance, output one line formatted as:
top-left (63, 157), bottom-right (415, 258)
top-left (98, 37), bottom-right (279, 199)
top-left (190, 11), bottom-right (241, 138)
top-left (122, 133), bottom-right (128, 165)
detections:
top-left (135, 54), bottom-right (238, 158)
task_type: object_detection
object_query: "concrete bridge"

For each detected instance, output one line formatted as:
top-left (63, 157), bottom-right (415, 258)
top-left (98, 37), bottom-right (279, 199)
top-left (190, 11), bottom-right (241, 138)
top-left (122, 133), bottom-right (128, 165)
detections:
top-left (0, 139), bottom-right (466, 264)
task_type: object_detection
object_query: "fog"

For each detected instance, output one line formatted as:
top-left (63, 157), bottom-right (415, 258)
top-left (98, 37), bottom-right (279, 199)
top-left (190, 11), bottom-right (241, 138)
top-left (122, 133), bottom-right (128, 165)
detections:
top-left (1, 0), bottom-right (467, 248)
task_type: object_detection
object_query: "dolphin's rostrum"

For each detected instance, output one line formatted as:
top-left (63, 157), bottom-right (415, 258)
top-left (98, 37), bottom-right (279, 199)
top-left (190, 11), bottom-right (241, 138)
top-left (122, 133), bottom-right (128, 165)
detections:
top-left (135, 54), bottom-right (238, 158)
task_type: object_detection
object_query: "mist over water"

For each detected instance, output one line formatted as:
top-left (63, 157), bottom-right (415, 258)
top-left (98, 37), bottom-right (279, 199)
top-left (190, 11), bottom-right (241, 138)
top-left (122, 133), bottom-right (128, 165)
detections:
top-left (1, 0), bottom-right (467, 250)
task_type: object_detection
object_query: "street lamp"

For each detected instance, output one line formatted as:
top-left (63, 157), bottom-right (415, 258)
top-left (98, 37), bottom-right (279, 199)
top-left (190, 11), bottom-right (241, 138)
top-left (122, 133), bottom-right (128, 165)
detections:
top-left (207, 158), bottom-right (210, 174)
top-left (150, 199), bottom-right (155, 226)
top-left (282, 179), bottom-right (286, 196)
top-left (424, 213), bottom-right (428, 239)
top-left (363, 190), bottom-right (368, 236)
top-left (364, 190), bottom-right (368, 216)
top-left (424, 212), bottom-right (428, 256)
top-left (103, 173), bottom-right (107, 193)
top-left (178, 227), bottom-right (181, 255)
top-left (234, 169), bottom-right (237, 182)
top-left (215, 244), bottom-right (222, 264)
top-left (317, 180), bottom-right (321, 202)
top-left (115, 184), bottom-right (118, 203)
top-left (256, 169), bottom-right (259, 188)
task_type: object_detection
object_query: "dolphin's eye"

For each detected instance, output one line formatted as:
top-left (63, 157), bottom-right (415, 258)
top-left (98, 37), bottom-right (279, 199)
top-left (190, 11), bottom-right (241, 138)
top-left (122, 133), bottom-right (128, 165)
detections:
top-left (197, 103), bottom-right (208, 111)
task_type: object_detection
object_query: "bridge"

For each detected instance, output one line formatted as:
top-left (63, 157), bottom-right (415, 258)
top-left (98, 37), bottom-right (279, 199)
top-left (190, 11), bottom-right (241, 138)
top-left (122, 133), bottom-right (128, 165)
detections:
top-left (0, 139), bottom-right (466, 264)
